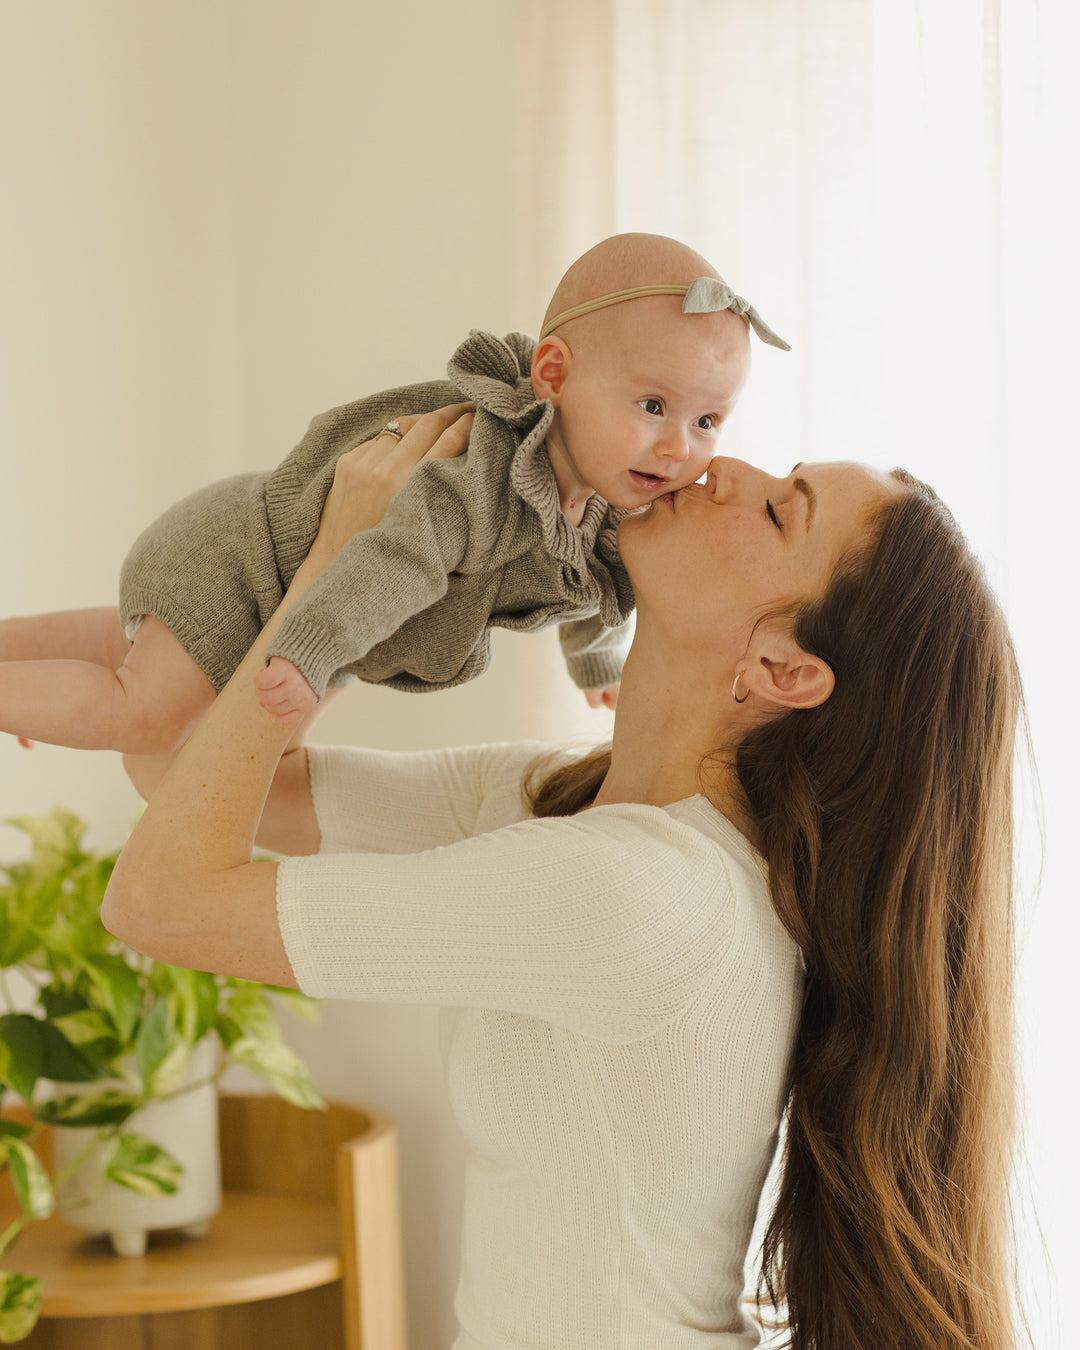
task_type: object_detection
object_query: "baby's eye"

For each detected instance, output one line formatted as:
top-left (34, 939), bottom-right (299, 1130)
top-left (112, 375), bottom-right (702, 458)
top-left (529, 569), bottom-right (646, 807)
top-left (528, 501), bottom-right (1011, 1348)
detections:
top-left (638, 398), bottom-right (664, 416)
top-left (695, 414), bottom-right (718, 430)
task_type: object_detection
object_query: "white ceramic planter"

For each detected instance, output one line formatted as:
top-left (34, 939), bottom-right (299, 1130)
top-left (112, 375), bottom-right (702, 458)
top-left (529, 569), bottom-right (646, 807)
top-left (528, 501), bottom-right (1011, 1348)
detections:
top-left (52, 1036), bottom-right (221, 1256)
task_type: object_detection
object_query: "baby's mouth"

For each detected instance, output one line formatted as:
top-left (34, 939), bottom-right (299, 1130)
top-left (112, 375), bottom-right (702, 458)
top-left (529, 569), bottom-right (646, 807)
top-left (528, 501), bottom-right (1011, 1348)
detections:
top-left (628, 470), bottom-right (669, 490)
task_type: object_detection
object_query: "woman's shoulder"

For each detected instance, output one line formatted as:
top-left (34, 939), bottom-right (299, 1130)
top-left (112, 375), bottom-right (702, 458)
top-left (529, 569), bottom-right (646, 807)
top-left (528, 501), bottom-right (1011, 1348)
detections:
top-left (309, 737), bottom-right (560, 795)
top-left (307, 738), bottom-right (564, 852)
top-left (574, 796), bottom-right (764, 902)
top-left (663, 795), bottom-right (767, 877)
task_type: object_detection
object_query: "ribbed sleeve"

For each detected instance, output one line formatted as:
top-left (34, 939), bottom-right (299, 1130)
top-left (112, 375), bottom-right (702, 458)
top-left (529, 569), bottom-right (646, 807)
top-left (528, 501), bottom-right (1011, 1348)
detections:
top-left (277, 804), bottom-right (735, 1043)
top-left (266, 463), bottom-right (472, 697)
top-left (306, 739), bottom-right (548, 854)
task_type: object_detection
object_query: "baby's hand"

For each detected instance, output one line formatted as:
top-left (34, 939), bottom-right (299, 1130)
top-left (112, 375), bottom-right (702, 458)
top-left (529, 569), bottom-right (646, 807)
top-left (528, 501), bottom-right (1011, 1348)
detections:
top-left (253, 657), bottom-right (318, 724)
top-left (584, 683), bottom-right (620, 711)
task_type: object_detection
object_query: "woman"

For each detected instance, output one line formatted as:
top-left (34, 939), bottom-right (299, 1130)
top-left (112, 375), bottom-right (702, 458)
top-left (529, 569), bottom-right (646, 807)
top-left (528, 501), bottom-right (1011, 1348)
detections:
top-left (105, 407), bottom-right (1021, 1350)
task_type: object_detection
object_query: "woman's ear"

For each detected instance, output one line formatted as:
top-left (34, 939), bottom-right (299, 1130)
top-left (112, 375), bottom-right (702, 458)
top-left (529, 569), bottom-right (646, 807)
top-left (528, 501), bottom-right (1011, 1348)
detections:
top-left (531, 336), bottom-right (572, 402)
top-left (741, 629), bottom-right (835, 710)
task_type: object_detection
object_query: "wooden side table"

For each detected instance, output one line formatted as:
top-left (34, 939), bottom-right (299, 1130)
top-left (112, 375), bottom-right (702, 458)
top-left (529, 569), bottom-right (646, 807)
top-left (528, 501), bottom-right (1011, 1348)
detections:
top-left (2, 1094), bottom-right (408, 1350)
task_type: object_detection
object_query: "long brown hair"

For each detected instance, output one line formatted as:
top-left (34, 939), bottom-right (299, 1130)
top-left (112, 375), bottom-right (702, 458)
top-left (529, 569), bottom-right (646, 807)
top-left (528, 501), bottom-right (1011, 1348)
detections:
top-left (527, 474), bottom-right (1022, 1349)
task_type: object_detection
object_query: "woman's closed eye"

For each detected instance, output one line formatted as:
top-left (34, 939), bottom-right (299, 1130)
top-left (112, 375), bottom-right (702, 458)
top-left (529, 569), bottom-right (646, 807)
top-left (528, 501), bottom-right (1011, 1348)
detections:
top-left (766, 499), bottom-right (782, 530)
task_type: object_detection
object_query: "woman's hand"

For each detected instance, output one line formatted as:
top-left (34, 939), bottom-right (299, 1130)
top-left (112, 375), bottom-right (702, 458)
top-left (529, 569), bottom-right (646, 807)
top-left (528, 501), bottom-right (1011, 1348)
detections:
top-left (253, 403), bottom-right (474, 724)
top-left (308, 402), bottom-right (474, 566)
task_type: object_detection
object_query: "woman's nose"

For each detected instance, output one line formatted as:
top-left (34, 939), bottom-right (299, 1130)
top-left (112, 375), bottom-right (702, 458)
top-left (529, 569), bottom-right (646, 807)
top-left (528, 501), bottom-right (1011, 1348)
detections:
top-left (703, 457), bottom-right (741, 499)
top-left (704, 457), bottom-right (771, 500)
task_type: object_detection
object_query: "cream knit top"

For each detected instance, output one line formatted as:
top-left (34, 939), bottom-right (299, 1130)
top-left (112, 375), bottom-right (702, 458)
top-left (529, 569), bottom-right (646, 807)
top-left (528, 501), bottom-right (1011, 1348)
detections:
top-left (276, 741), bottom-right (803, 1350)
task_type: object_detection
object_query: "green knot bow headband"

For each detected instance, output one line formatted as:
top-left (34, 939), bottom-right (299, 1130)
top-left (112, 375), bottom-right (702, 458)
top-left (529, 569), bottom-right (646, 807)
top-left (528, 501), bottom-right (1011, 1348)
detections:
top-left (539, 276), bottom-right (790, 351)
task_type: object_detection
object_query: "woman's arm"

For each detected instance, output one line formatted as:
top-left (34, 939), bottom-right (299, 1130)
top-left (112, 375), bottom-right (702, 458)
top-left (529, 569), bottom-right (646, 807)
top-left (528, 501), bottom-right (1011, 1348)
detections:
top-left (101, 405), bottom-right (473, 985)
top-left (123, 743), bottom-right (322, 858)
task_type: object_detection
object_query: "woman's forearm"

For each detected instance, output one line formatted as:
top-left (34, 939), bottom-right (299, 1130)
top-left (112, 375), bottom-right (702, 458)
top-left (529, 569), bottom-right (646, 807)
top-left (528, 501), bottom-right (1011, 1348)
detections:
top-left (101, 406), bottom-right (474, 981)
top-left (101, 556), bottom-right (326, 980)
top-left (123, 736), bottom-right (322, 856)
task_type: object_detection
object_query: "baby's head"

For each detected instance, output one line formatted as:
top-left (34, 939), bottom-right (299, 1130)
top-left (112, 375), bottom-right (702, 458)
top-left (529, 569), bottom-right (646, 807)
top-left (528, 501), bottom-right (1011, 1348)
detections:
top-left (532, 233), bottom-right (785, 510)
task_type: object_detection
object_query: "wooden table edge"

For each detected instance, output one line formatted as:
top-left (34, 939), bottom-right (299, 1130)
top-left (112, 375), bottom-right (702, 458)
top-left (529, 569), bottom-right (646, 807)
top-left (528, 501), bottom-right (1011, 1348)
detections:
top-left (5, 1190), bottom-right (343, 1319)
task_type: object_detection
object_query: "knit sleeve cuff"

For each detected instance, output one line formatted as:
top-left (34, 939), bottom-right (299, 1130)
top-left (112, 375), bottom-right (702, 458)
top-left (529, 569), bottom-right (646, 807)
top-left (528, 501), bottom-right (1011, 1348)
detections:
top-left (563, 648), bottom-right (625, 691)
top-left (275, 857), bottom-right (329, 997)
top-left (264, 613), bottom-right (354, 701)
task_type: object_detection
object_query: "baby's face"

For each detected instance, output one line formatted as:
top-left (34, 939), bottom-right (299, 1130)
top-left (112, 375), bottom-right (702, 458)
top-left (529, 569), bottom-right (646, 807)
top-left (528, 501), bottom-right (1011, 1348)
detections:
top-left (553, 303), bottom-right (751, 509)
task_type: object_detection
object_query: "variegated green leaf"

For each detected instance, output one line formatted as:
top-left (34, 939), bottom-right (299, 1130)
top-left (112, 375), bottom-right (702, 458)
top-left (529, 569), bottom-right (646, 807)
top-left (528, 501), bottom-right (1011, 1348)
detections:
top-left (134, 995), bottom-right (175, 1088)
top-left (267, 986), bottom-right (322, 1025)
top-left (0, 1017), bottom-right (43, 1103)
top-left (6, 808), bottom-right (86, 863)
top-left (0, 898), bottom-right (38, 969)
top-left (51, 1009), bottom-right (121, 1060)
top-left (83, 953), bottom-right (143, 1043)
top-left (0, 1218), bottom-right (25, 1261)
top-left (40, 987), bottom-right (88, 1020)
top-left (103, 1132), bottom-right (183, 1197)
top-left (0, 1270), bottom-right (42, 1344)
top-left (34, 1019), bottom-right (100, 1083)
top-left (166, 967), bottom-right (220, 1044)
top-left (226, 1035), bottom-right (325, 1111)
top-left (218, 985), bottom-right (324, 1109)
top-left (132, 994), bottom-right (192, 1095)
top-left (150, 1040), bottom-right (194, 1098)
top-left (220, 985), bottom-right (277, 1040)
top-left (69, 855), bottom-right (115, 914)
top-left (4, 1141), bottom-right (53, 1221)
top-left (33, 1089), bottom-right (141, 1129)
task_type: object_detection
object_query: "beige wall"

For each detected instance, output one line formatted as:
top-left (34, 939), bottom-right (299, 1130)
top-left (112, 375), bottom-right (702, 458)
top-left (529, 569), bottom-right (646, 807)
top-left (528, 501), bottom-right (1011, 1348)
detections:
top-left (0, 4), bottom-right (612, 1345)
top-left (1, 0), bottom-right (242, 842)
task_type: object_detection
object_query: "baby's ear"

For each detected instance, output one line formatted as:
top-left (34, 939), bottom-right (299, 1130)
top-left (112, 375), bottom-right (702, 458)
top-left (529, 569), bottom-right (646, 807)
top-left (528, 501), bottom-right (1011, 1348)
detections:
top-left (531, 336), bottom-right (572, 402)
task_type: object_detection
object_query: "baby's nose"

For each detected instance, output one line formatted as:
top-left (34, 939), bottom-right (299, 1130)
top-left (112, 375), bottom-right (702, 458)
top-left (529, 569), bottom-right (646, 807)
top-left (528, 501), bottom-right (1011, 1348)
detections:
top-left (656, 428), bottom-right (690, 461)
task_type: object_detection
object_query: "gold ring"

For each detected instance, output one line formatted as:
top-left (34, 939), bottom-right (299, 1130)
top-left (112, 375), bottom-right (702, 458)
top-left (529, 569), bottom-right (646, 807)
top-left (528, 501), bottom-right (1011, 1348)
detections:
top-left (378, 419), bottom-right (403, 441)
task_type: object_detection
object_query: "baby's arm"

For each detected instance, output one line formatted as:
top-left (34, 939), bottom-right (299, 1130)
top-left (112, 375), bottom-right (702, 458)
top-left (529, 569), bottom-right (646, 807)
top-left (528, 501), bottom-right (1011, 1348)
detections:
top-left (253, 657), bottom-right (317, 724)
top-left (558, 612), bottom-right (634, 707)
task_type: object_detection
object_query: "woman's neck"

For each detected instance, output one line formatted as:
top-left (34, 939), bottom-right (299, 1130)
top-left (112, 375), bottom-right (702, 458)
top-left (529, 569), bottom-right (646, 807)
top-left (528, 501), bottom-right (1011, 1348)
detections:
top-left (591, 642), bottom-right (757, 840)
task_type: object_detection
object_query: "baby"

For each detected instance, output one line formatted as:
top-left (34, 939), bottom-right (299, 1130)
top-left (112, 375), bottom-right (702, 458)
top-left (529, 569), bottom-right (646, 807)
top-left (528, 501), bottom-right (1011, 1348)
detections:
top-left (0, 233), bottom-right (786, 753)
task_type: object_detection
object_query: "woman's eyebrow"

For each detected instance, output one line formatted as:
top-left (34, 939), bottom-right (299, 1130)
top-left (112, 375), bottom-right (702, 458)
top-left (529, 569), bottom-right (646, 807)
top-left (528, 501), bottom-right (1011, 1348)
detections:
top-left (792, 476), bottom-right (816, 529)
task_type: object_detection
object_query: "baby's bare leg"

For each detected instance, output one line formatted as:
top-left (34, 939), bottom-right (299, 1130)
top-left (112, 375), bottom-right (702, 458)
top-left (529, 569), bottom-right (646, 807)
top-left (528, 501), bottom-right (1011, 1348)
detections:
top-left (0, 607), bottom-right (131, 667)
top-left (123, 683), bottom-right (339, 811)
top-left (0, 614), bottom-right (215, 753)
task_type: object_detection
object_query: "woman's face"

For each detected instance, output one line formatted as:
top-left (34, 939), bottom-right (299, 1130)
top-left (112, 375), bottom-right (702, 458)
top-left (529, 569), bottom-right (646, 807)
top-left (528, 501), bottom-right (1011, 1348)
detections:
top-left (619, 457), bottom-right (900, 644)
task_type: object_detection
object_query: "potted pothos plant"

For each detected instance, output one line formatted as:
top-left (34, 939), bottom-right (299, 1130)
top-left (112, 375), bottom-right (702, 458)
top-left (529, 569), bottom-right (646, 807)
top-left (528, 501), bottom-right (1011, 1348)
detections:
top-left (0, 808), bottom-right (324, 1344)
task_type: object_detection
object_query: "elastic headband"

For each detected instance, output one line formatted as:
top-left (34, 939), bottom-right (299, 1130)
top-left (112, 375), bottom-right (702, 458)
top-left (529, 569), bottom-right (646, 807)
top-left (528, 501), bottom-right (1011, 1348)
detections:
top-left (538, 276), bottom-right (790, 351)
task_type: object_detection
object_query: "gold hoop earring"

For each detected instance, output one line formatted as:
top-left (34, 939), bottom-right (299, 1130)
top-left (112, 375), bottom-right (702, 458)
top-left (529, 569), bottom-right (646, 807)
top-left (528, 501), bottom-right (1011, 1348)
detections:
top-left (732, 671), bottom-right (750, 704)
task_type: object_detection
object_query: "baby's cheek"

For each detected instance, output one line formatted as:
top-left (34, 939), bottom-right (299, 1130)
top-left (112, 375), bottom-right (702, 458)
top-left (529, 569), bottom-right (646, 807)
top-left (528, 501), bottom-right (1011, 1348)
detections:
top-left (674, 460), bottom-right (712, 489)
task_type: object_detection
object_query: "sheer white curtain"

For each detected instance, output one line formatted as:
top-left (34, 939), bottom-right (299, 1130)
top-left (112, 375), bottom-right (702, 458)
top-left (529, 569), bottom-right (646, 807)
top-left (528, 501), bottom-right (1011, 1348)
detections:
top-left (515, 1), bottom-right (1077, 1341)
